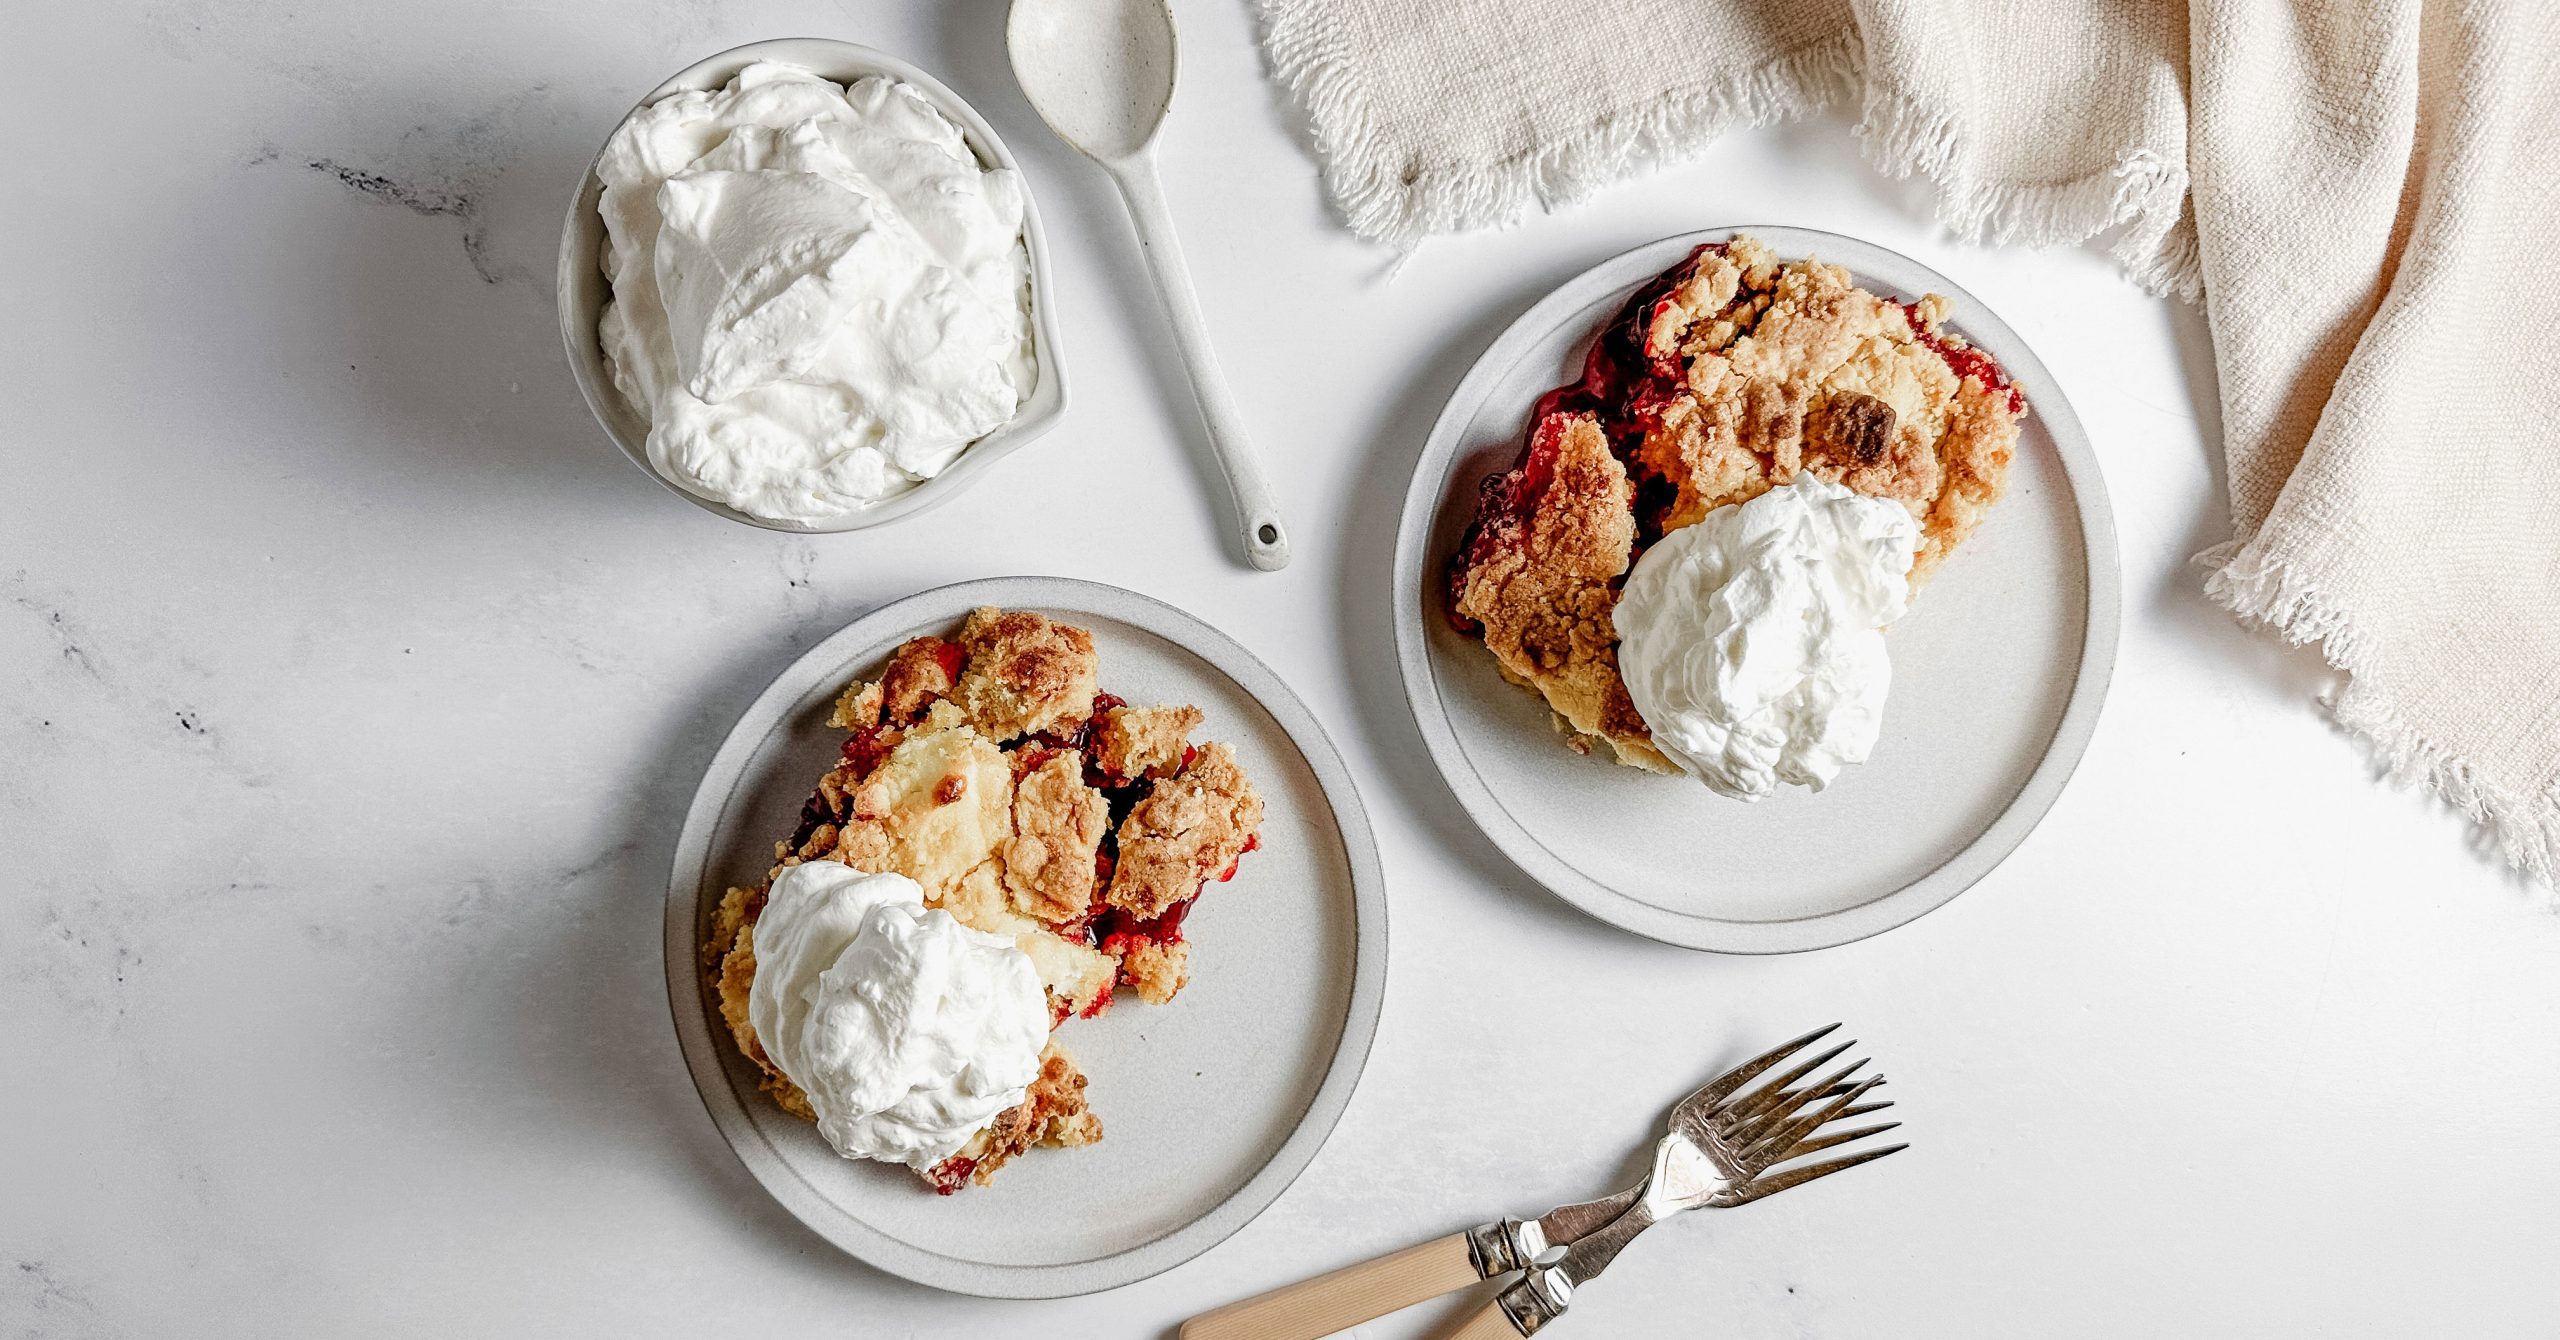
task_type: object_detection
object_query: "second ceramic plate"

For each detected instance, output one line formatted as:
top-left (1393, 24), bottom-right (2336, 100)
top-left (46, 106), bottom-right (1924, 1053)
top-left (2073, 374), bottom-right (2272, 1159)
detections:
top-left (667, 578), bottom-right (1385, 1296)
top-left (1394, 227), bottom-right (2120, 953)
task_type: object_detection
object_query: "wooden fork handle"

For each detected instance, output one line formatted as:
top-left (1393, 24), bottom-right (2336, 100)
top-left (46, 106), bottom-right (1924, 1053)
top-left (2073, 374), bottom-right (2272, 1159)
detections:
top-left (1179, 1233), bottom-right (1484, 1339)
top-left (1441, 1295), bottom-right (1531, 1339)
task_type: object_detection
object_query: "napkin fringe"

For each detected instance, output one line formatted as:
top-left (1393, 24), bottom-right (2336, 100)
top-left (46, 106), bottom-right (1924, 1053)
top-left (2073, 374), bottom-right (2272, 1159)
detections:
top-left (1257, 1), bottom-right (1859, 246)
top-left (1854, 86), bottom-right (2203, 300)
top-left (2201, 539), bottom-right (2560, 888)
top-left (1259, 1), bottom-right (2204, 297)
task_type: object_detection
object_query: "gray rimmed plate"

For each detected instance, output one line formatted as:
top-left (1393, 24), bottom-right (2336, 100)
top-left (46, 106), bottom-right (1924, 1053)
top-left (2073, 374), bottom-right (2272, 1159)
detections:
top-left (665, 577), bottom-right (1384, 1296)
top-left (1394, 227), bottom-right (2120, 953)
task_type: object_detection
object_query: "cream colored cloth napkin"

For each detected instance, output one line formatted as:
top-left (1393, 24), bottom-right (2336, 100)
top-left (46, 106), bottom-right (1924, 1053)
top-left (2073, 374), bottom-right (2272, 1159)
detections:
top-left (1261, 0), bottom-right (2560, 883)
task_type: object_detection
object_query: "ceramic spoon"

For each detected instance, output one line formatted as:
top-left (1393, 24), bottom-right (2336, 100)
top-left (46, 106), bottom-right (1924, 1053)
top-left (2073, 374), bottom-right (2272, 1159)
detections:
top-left (1007, 0), bottom-right (1291, 572)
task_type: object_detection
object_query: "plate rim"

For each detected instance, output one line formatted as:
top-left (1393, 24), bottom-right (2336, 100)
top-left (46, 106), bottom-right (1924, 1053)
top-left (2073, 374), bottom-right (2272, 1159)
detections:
top-left (662, 576), bottom-right (1387, 1296)
top-left (1391, 225), bottom-right (2122, 954)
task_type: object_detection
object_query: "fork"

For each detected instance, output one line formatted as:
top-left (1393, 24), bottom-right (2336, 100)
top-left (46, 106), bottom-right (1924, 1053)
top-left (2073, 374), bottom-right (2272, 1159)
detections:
top-left (1180, 1025), bottom-right (1904, 1339)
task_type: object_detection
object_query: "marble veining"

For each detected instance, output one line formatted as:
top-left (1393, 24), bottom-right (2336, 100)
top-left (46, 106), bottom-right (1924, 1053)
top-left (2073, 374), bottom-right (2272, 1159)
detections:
top-left (10, 580), bottom-right (108, 685)
top-left (8, 1260), bottom-right (99, 1332)
top-left (301, 155), bottom-right (502, 282)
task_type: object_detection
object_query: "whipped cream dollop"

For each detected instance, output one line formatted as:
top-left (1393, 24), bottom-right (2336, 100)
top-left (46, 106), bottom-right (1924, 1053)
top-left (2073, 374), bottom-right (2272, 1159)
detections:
top-left (1613, 475), bottom-right (1920, 800)
top-left (746, 862), bottom-right (1048, 1169)
top-left (596, 62), bottom-right (1034, 523)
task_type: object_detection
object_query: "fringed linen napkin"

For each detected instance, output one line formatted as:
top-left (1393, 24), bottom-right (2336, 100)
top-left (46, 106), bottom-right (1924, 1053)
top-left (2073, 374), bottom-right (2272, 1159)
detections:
top-left (1260, 0), bottom-right (2560, 882)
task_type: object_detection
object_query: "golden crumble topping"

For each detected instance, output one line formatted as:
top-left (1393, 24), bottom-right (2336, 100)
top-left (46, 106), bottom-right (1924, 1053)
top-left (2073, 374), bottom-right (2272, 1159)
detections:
top-left (1117, 938), bottom-right (1190, 1007)
top-left (1449, 233), bottom-right (2024, 773)
top-left (827, 677), bottom-right (885, 731)
top-left (706, 608), bottom-right (1265, 1192)
top-left (950, 607), bottom-right (1099, 741)
top-left (1450, 415), bottom-right (1666, 770)
top-left (835, 719), bottom-right (1016, 903)
top-left (875, 635), bottom-right (962, 722)
top-left (942, 1043), bottom-right (1103, 1188)
top-left (1094, 703), bottom-right (1203, 780)
top-left (1001, 750), bottom-right (1108, 923)
top-left (1107, 741), bottom-right (1266, 921)
top-left (1630, 241), bottom-right (2017, 577)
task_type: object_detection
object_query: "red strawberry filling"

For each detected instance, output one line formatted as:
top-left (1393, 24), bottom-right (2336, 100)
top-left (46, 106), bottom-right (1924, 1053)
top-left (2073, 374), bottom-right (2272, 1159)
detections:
top-left (924, 1155), bottom-right (976, 1195)
top-left (1893, 299), bottom-right (2023, 414)
top-left (1446, 244), bottom-right (1735, 632)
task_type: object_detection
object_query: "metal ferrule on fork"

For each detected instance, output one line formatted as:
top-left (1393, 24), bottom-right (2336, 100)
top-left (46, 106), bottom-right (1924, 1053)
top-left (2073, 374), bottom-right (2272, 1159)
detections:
top-left (1463, 1217), bottom-right (1550, 1279)
top-left (1493, 1267), bottom-right (1573, 1335)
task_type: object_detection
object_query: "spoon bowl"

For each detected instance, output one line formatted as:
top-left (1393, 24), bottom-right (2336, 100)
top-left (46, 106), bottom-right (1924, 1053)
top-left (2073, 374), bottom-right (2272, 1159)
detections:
top-left (1007, 0), bottom-right (1175, 163)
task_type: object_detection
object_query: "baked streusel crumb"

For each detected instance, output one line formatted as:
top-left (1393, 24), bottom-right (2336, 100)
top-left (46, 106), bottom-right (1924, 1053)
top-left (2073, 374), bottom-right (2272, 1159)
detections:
top-left (1107, 741), bottom-right (1266, 921)
top-left (930, 1042), bottom-right (1103, 1191)
top-left (950, 607), bottom-right (1099, 741)
top-left (1449, 414), bottom-right (1665, 771)
top-left (1448, 233), bottom-right (2024, 772)
top-left (1117, 938), bottom-right (1191, 1006)
top-left (1002, 750), bottom-right (1108, 922)
top-left (1094, 703), bottom-right (1203, 781)
top-left (707, 608), bottom-right (1264, 1191)
top-left (1626, 239), bottom-right (2019, 578)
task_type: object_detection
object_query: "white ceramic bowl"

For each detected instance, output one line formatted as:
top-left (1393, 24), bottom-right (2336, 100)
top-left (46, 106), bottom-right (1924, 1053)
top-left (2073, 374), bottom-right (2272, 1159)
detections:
top-left (555, 38), bottom-right (1070, 533)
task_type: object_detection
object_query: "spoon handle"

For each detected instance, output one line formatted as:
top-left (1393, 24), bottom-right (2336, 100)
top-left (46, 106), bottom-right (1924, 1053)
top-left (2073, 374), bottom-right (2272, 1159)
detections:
top-left (1107, 156), bottom-right (1290, 572)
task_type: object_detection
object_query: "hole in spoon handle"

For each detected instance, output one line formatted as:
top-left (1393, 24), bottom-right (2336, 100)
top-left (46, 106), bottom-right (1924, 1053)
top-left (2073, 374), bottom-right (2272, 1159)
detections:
top-left (1102, 158), bottom-right (1289, 573)
top-left (1245, 511), bottom-right (1290, 572)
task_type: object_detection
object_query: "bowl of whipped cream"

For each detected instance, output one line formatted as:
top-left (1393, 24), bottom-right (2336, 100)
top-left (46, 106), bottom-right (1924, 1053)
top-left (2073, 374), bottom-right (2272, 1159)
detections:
top-left (558, 39), bottom-right (1066, 531)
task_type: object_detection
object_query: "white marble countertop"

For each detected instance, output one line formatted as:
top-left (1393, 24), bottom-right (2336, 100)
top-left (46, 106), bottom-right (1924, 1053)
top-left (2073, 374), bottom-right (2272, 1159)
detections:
top-left (9, 1), bottom-right (2559, 1335)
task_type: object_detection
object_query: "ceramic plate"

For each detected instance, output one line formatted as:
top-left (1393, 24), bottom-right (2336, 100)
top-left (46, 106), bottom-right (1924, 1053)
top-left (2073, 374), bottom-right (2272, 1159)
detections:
top-left (666, 578), bottom-right (1385, 1296)
top-left (1394, 227), bottom-right (2119, 953)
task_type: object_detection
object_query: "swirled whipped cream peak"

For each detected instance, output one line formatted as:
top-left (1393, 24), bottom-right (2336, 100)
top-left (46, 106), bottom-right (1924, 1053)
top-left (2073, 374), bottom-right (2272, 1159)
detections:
top-left (1613, 475), bottom-right (1921, 800)
top-left (745, 861), bottom-right (1049, 1169)
top-left (595, 62), bottom-right (1035, 523)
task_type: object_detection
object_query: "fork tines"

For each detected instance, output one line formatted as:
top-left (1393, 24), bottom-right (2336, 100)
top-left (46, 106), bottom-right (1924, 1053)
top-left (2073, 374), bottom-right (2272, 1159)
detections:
top-left (1688, 1022), bottom-right (1841, 1112)
top-left (1701, 1027), bottom-right (1907, 1194)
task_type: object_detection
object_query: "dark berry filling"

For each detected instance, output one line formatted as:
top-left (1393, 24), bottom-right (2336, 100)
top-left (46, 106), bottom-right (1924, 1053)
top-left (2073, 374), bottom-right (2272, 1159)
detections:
top-left (1029, 690), bottom-right (1167, 960)
top-left (786, 791), bottom-right (835, 854)
top-left (1099, 895), bottom-right (1194, 953)
top-left (925, 1155), bottom-right (975, 1195)
top-left (840, 720), bottom-right (898, 774)
top-left (1445, 244), bottom-right (1730, 633)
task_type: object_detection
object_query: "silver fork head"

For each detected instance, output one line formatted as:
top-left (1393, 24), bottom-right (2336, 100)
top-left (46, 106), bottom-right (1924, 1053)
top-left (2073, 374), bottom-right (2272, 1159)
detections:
top-left (1670, 1024), bottom-right (1906, 1207)
top-left (1503, 1028), bottom-right (1909, 1335)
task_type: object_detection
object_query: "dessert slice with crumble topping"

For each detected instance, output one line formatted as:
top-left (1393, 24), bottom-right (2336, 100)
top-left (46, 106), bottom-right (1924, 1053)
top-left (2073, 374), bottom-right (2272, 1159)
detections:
top-left (1447, 233), bottom-right (2025, 772)
top-left (706, 607), bottom-right (1266, 1192)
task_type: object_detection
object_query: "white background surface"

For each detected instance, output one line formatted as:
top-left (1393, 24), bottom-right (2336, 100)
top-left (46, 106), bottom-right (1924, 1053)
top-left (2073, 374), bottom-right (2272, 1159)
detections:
top-left (5, 1), bottom-right (2556, 1336)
